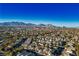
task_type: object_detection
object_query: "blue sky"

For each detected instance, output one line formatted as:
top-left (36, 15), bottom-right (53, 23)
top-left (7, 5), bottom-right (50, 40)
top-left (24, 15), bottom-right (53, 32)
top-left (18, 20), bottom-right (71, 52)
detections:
top-left (0, 3), bottom-right (79, 27)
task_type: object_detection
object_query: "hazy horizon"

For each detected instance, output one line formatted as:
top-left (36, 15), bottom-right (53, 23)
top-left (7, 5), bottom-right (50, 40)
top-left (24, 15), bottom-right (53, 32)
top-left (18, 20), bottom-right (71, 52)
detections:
top-left (0, 20), bottom-right (79, 28)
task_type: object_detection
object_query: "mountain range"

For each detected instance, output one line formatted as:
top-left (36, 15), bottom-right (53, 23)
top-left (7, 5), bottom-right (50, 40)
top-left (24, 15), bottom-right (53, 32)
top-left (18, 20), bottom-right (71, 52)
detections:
top-left (0, 22), bottom-right (65, 29)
